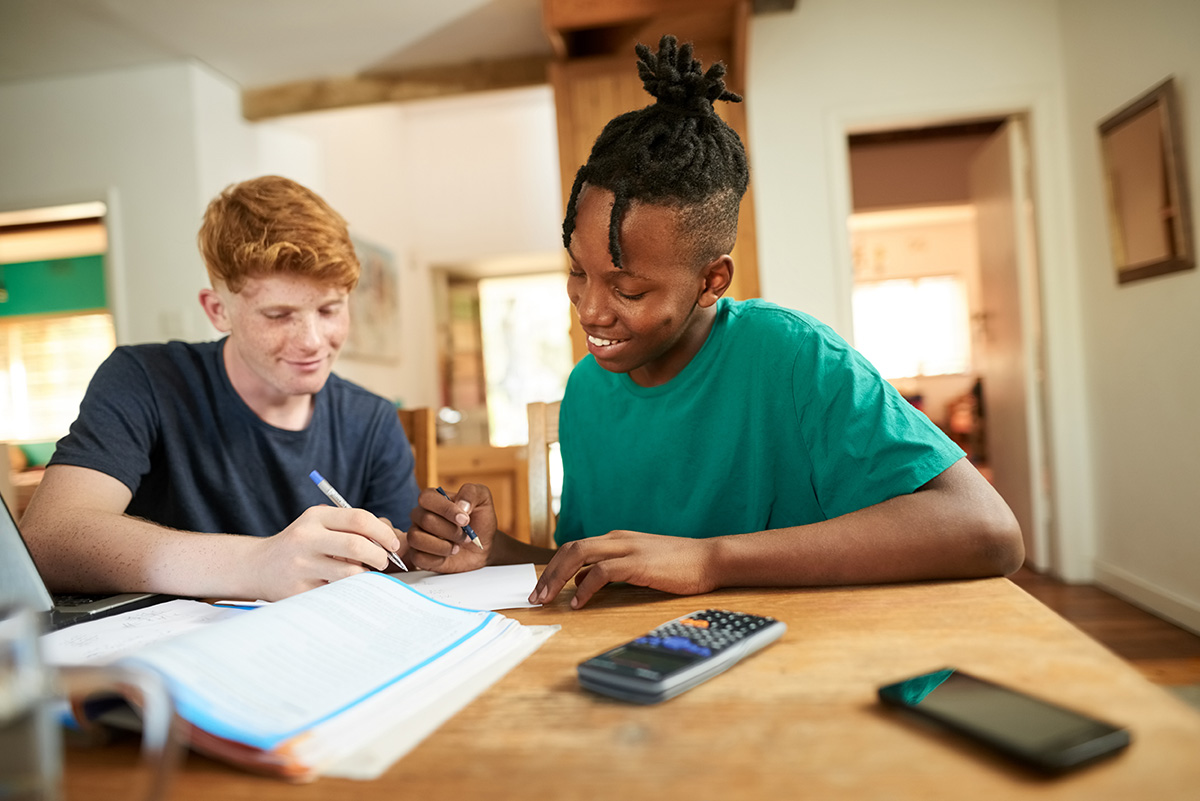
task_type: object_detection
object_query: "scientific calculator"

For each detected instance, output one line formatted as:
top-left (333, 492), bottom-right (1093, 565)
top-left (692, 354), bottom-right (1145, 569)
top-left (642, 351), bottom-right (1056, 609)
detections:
top-left (577, 609), bottom-right (786, 704)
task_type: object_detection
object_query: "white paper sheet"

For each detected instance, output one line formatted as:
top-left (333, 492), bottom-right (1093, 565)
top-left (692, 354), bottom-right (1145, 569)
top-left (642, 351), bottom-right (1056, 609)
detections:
top-left (394, 563), bottom-right (541, 610)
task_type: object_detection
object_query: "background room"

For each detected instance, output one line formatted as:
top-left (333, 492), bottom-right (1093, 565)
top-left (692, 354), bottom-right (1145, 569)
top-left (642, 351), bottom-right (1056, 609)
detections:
top-left (1, 0), bottom-right (1199, 658)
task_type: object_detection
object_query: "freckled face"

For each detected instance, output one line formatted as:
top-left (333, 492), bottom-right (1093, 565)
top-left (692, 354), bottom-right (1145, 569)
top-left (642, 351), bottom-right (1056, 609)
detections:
top-left (567, 186), bottom-right (726, 387)
top-left (210, 274), bottom-right (350, 405)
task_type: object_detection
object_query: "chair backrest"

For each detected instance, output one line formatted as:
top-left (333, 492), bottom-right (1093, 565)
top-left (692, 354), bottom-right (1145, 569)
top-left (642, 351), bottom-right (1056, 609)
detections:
top-left (0, 444), bottom-right (17, 518)
top-left (397, 407), bottom-right (438, 490)
top-left (526, 400), bottom-right (561, 549)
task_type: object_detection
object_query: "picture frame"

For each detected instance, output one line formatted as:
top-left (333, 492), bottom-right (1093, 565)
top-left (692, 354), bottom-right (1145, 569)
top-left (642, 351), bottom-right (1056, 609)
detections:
top-left (343, 237), bottom-right (401, 363)
top-left (1098, 76), bottom-right (1195, 285)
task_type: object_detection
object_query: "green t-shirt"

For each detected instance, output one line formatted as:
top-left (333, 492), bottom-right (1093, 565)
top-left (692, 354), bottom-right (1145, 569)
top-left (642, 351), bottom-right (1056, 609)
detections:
top-left (554, 298), bottom-right (963, 545)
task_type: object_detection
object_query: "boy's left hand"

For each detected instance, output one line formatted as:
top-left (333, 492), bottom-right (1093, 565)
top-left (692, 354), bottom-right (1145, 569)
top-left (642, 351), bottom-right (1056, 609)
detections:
top-left (529, 530), bottom-right (719, 609)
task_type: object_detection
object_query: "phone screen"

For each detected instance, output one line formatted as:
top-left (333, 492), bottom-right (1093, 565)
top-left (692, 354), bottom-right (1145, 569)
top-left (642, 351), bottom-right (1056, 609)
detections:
top-left (878, 668), bottom-right (1130, 772)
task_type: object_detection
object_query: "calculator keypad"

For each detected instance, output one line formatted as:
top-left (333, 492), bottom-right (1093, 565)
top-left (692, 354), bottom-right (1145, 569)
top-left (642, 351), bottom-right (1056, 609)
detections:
top-left (633, 610), bottom-right (778, 658)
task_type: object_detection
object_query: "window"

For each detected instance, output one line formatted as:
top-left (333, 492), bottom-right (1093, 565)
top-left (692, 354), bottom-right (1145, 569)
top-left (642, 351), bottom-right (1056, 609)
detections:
top-left (0, 313), bottom-right (115, 442)
top-left (852, 276), bottom-right (970, 379)
top-left (0, 203), bottom-right (112, 446)
top-left (477, 272), bottom-right (574, 447)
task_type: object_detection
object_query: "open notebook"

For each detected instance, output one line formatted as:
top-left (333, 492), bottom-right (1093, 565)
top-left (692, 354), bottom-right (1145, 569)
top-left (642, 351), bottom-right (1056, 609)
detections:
top-left (0, 493), bottom-right (173, 630)
top-left (66, 570), bottom-right (555, 781)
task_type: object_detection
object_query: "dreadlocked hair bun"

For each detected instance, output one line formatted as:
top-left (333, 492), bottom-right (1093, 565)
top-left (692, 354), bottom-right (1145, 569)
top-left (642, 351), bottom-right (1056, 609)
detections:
top-left (562, 34), bottom-right (750, 270)
top-left (635, 35), bottom-right (743, 114)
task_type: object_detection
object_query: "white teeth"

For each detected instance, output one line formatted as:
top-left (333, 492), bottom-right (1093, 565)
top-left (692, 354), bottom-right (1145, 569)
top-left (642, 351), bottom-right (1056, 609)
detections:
top-left (588, 335), bottom-right (622, 347)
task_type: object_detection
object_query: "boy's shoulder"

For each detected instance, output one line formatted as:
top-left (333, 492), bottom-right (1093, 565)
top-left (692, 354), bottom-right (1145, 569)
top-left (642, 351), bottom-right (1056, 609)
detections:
top-left (103, 339), bottom-right (222, 378)
top-left (115, 338), bottom-right (219, 357)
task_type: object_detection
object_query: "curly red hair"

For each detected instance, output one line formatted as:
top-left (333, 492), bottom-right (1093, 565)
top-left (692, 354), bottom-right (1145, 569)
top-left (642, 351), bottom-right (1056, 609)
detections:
top-left (198, 176), bottom-right (359, 293)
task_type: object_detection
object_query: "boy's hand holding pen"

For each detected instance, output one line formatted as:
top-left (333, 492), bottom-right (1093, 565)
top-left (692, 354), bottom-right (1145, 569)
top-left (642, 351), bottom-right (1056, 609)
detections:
top-left (309, 470), bottom-right (408, 571)
top-left (436, 486), bottom-right (485, 550)
top-left (402, 485), bottom-right (499, 574)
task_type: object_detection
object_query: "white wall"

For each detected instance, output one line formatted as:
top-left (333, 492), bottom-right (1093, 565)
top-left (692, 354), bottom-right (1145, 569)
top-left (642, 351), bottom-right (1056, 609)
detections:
top-left (0, 59), bottom-right (569, 409)
top-left (0, 61), bottom-right (320, 345)
top-left (0, 63), bottom-right (208, 344)
top-left (0, 62), bottom-right (561, 412)
top-left (746, 0), bottom-right (1200, 629)
top-left (1058, 0), bottom-right (1200, 631)
top-left (747, 0), bottom-right (1070, 336)
top-left (275, 86), bottom-right (563, 407)
top-left (746, 0), bottom-right (1102, 586)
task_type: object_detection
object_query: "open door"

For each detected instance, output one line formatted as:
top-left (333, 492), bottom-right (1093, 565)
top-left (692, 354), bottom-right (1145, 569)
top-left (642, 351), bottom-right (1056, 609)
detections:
top-left (968, 118), bottom-right (1052, 569)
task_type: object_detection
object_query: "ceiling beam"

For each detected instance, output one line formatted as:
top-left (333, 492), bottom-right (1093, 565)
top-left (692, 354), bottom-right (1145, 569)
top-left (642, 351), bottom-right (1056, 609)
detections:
top-left (753, 0), bottom-right (797, 12)
top-left (241, 54), bottom-right (550, 121)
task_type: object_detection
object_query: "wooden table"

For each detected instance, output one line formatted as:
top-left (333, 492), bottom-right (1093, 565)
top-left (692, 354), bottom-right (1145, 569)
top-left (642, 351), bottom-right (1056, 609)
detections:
top-left (65, 577), bottom-right (1200, 800)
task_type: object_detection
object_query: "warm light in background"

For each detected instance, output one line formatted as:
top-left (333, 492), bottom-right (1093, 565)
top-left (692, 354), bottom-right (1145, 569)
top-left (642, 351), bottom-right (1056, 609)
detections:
top-left (852, 276), bottom-right (971, 379)
top-left (478, 272), bottom-right (574, 448)
top-left (0, 312), bottom-right (115, 442)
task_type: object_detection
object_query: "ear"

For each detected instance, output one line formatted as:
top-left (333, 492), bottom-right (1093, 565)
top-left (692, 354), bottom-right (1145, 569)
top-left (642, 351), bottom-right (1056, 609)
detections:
top-left (697, 255), bottom-right (734, 308)
top-left (198, 287), bottom-right (232, 333)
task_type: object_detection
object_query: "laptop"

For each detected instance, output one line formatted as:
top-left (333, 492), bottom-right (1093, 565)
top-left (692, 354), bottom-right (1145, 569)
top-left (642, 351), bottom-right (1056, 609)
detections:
top-left (0, 493), bottom-right (173, 631)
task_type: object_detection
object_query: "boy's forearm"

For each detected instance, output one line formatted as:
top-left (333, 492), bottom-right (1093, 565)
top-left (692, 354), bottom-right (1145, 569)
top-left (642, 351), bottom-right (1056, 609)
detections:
top-left (24, 504), bottom-right (261, 598)
top-left (707, 461), bottom-right (1023, 589)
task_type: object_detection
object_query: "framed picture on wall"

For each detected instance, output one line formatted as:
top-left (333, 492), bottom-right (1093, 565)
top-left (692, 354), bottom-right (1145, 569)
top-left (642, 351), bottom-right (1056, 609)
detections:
top-left (1098, 76), bottom-right (1195, 284)
top-left (344, 237), bottom-right (401, 363)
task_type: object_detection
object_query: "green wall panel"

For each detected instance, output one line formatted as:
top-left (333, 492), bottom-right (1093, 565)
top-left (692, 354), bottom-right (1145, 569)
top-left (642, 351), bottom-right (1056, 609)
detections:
top-left (0, 254), bottom-right (107, 316)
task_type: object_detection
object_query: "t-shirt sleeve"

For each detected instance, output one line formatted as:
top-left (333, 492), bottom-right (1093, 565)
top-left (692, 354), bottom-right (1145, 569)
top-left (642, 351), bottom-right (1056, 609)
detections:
top-left (793, 325), bottom-right (964, 520)
top-left (48, 348), bottom-right (160, 494)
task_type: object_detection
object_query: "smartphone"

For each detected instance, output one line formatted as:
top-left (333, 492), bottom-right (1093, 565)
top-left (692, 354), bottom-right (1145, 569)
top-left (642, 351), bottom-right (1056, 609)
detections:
top-left (577, 609), bottom-right (786, 704)
top-left (878, 667), bottom-right (1131, 774)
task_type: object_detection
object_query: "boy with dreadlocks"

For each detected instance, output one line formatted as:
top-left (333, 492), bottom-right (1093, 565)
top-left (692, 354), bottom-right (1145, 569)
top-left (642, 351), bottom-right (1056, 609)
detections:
top-left (407, 36), bottom-right (1023, 607)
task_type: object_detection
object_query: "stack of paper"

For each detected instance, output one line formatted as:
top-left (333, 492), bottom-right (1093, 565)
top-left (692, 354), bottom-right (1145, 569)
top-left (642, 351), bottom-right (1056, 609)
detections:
top-left (86, 571), bottom-right (553, 781)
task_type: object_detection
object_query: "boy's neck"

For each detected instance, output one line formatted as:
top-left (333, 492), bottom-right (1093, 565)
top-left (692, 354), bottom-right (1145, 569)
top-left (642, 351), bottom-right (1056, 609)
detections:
top-left (221, 343), bottom-right (317, 431)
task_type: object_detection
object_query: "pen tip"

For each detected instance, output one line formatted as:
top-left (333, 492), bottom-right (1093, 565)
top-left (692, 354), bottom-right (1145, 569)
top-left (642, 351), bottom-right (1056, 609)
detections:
top-left (474, 539), bottom-right (485, 550)
top-left (309, 470), bottom-right (323, 483)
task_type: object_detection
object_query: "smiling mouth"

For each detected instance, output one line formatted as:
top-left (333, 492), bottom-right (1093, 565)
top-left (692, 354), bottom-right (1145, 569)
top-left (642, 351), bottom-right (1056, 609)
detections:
top-left (587, 335), bottom-right (628, 347)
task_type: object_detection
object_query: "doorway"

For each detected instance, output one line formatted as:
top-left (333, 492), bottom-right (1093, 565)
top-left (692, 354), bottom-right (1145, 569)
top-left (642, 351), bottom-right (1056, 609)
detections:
top-left (846, 117), bottom-right (1052, 569)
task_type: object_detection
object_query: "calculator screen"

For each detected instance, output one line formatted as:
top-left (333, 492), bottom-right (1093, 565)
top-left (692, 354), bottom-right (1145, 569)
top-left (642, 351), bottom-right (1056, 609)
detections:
top-left (604, 645), bottom-right (700, 675)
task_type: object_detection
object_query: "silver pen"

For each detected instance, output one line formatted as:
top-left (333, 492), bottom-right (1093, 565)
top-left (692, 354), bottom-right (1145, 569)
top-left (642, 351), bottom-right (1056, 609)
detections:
top-left (435, 486), bottom-right (484, 549)
top-left (308, 470), bottom-right (408, 571)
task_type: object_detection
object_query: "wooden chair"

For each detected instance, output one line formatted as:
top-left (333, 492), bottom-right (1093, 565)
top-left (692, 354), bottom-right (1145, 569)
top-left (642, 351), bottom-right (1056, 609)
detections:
top-left (526, 400), bottom-right (561, 549)
top-left (397, 407), bottom-right (438, 490)
top-left (0, 443), bottom-right (18, 517)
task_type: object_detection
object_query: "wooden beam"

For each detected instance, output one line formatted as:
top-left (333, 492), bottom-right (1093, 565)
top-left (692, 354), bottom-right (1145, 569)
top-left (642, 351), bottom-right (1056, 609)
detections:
top-left (241, 54), bottom-right (550, 121)
top-left (544, 0), bottom-right (737, 32)
top-left (753, 0), bottom-right (797, 12)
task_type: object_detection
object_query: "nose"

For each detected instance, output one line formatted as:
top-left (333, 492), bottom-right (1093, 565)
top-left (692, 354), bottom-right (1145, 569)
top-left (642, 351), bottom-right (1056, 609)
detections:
top-left (573, 280), bottom-right (614, 328)
top-left (294, 312), bottom-right (323, 351)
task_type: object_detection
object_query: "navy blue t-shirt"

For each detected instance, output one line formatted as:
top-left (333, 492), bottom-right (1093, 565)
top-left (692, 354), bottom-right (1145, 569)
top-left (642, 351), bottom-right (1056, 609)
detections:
top-left (50, 339), bottom-right (418, 537)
